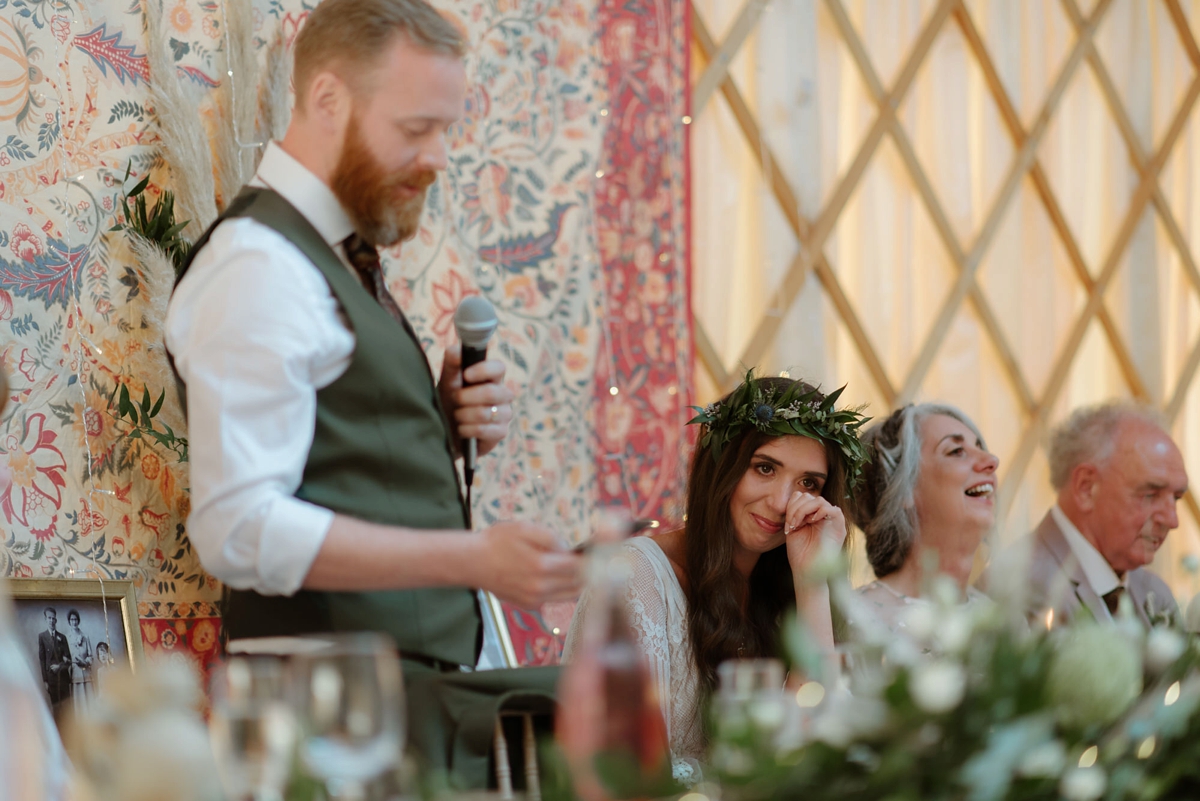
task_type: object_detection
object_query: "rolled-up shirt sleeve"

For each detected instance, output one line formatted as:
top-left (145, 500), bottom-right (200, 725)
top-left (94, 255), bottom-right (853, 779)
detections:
top-left (165, 218), bottom-right (356, 595)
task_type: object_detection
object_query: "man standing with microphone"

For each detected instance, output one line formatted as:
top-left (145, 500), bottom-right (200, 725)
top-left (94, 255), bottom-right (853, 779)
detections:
top-left (165, 0), bottom-right (581, 733)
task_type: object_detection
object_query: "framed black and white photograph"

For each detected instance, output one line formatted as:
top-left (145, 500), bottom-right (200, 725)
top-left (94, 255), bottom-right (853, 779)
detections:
top-left (8, 579), bottom-right (143, 720)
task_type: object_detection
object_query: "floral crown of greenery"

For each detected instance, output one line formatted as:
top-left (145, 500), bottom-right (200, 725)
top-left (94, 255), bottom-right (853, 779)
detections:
top-left (687, 371), bottom-right (872, 492)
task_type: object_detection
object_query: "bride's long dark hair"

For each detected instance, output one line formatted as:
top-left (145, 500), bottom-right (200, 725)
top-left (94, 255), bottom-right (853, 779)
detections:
top-left (683, 377), bottom-right (851, 694)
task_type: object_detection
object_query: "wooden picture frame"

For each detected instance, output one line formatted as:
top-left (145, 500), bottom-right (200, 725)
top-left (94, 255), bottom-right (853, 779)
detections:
top-left (478, 589), bottom-right (519, 669)
top-left (8, 579), bottom-right (144, 717)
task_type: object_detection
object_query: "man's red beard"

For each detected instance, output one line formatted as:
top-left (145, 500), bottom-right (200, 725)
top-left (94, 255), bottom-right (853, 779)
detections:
top-left (329, 119), bottom-right (437, 248)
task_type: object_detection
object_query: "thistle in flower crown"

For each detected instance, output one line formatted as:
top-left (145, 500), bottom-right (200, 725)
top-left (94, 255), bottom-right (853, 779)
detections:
top-left (688, 371), bottom-right (872, 492)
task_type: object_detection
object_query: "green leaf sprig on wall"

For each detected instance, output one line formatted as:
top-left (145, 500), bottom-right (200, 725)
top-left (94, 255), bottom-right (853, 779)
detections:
top-left (110, 162), bottom-right (193, 276)
top-left (110, 382), bottom-right (188, 464)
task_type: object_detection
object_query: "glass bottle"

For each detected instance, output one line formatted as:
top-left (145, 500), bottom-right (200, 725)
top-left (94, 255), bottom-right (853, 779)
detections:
top-left (556, 529), bottom-right (672, 800)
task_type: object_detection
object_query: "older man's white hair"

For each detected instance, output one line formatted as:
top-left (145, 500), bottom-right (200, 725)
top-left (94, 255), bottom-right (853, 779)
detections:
top-left (1046, 401), bottom-right (1168, 491)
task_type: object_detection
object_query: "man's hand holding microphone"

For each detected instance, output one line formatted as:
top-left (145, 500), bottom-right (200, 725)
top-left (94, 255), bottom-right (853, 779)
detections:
top-left (438, 296), bottom-right (583, 609)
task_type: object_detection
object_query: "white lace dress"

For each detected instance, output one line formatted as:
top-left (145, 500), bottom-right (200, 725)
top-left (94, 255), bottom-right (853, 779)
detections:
top-left (562, 537), bottom-right (704, 784)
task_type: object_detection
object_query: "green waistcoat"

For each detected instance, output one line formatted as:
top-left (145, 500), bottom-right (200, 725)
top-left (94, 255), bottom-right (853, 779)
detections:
top-left (174, 187), bottom-right (480, 666)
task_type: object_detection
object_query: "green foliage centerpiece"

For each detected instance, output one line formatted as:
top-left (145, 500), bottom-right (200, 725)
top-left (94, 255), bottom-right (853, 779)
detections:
top-left (709, 566), bottom-right (1200, 801)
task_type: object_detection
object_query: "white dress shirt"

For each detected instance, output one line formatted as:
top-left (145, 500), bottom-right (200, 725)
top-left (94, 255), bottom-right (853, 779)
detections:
top-left (1050, 504), bottom-right (1123, 599)
top-left (165, 143), bottom-right (363, 596)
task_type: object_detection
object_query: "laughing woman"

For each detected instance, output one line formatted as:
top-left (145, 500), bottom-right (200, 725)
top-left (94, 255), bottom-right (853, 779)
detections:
top-left (850, 403), bottom-right (999, 631)
top-left (563, 374), bottom-right (869, 781)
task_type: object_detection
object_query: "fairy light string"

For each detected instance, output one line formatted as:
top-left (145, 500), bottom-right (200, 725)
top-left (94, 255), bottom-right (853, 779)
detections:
top-left (595, 1), bottom-right (691, 524)
top-left (221, 0), bottom-right (265, 150)
top-left (53, 3), bottom-right (116, 657)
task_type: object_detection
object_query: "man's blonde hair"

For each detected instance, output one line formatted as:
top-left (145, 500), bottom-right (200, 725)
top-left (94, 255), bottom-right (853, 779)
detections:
top-left (293, 0), bottom-right (466, 109)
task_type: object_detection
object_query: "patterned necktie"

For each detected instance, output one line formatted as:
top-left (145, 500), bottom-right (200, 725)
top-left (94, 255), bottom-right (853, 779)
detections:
top-left (342, 234), bottom-right (464, 507)
top-left (342, 232), bottom-right (418, 339)
top-left (1103, 586), bottom-right (1124, 616)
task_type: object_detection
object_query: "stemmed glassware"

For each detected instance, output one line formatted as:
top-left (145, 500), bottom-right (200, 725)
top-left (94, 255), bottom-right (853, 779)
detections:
top-left (209, 656), bottom-right (298, 801)
top-left (715, 658), bottom-right (789, 740)
top-left (289, 633), bottom-right (405, 801)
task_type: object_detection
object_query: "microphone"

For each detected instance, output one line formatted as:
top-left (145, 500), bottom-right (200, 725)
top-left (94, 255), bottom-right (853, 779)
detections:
top-left (453, 296), bottom-right (499, 501)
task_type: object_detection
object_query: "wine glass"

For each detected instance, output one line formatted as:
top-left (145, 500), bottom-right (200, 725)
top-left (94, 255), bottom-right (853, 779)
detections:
top-left (715, 658), bottom-right (788, 739)
top-left (209, 656), bottom-right (298, 801)
top-left (290, 633), bottom-right (404, 801)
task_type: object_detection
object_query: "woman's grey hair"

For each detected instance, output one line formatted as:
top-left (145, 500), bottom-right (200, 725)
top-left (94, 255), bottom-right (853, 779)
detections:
top-left (851, 403), bottom-right (986, 578)
top-left (1047, 402), bottom-right (1167, 490)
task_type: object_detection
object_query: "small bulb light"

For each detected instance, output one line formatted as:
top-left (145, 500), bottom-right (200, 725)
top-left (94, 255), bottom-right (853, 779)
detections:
top-left (1137, 736), bottom-right (1157, 759)
top-left (795, 681), bottom-right (825, 708)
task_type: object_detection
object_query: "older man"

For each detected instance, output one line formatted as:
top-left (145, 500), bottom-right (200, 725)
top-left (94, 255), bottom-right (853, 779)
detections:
top-left (1004, 403), bottom-right (1187, 627)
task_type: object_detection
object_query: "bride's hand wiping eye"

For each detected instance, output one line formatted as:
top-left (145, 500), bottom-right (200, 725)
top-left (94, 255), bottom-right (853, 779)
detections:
top-left (783, 490), bottom-right (847, 570)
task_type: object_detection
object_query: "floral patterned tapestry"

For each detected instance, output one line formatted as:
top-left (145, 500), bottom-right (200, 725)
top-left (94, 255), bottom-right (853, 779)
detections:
top-left (591, 0), bottom-right (691, 528)
top-left (494, 0), bottom-right (693, 666)
top-left (0, 0), bottom-right (692, 674)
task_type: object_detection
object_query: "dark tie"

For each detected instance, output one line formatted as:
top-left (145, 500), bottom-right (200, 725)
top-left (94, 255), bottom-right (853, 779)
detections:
top-left (342, 234), bottom-right (465, 510)
top-left (1103, 587), bottom-right (1124, 616)
top-left (343, 233), bottom-right (417, 337)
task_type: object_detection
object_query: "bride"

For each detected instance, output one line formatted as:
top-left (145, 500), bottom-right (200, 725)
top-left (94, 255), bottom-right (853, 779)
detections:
top-left (65, 609), bottom-right (94, 714)
top-left (563, 374), bottom-right (869, 779)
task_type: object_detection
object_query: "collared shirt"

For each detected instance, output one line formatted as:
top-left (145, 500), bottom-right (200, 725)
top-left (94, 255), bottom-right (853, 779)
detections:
top-left (165, 142), bottom-right (361, 596)
top-left (1050, 504), bottom-right (1123, 598)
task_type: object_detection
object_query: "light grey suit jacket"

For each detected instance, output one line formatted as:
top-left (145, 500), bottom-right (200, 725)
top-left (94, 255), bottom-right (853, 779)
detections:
top-left (996, 511), bottom-right (1178, 628)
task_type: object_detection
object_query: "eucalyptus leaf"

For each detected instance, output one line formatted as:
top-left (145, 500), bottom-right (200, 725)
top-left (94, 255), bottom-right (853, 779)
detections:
top-left (150, 389), bottom-right (165, 418)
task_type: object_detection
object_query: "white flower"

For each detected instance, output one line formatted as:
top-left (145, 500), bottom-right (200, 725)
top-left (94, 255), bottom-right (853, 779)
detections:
top-left (915, 722), bottom-right (942, 749)
top-left (841, 696), bottom-right (889, 738)
top-left (1145, 627), bottom-right (1186, 674)
top-left (899, 602), bottom-right (938, 643)
top-left (811, 695), bottom-right (889, 748)
top-left (1114, 604), bottom-right (1147, 645)
top-left (71, 660), bottom-right (221, 801)
top-left (747, 696), bottom-right (787, 731)
top-left (884, 635), bottom-right (923, 669)
top-left (1060, 766), bottom-right (1106, 801)
top-left (1185, 593), bottom-right (1200, 633)
top-left (1016, 740), bottom-right (1067, 778)
top-left (909, 660), bottom-right (966, 714)
top-left (812, 711), bottom-right (854, 749)
top-left (712, 744), bottom-right (755, 776)
top-left (1048, 623), bottom-right (1142, 729)
top-left (934, 608), bottom-right (974, 654)
top-left (930, 575), bottom-right (960, 607)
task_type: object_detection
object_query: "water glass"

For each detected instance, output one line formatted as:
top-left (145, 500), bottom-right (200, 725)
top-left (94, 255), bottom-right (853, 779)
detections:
top-left (715, 658), bottom-right (788, 737)
top-left (209, 656), bottom-right (298, 801)
top-left (290, 633), bottom-right (404, 801)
